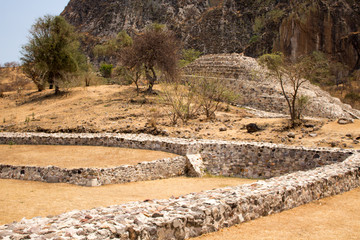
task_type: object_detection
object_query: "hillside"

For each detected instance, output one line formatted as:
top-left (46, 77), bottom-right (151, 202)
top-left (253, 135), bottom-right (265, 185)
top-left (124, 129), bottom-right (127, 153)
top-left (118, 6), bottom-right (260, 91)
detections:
top-left (61, 0), bottom-right (360, 70)
top-left (0, 83), bottom-right (359, 150)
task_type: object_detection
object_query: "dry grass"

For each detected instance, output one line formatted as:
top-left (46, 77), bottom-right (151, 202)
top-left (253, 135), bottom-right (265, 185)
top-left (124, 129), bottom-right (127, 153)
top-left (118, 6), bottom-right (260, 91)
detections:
top-left (0, 145), bottom-right (178, 168)
top-left (193, 187), bottom-right (360, 240)
top-left (0, 177), bottom-right (255, 225)
top-left (0, 85), bottom-right (359, 150)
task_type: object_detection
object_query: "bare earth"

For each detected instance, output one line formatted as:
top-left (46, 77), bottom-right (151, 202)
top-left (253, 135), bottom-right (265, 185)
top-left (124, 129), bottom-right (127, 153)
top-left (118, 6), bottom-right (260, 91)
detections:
top-left (0, 145), bottom-right (178, 168)
top-left (193, 187), bottom-right (360, 240)
top-left (0, 177), bottom-right (255, 225)
top-left (0, 85), bottom-right (359, 150)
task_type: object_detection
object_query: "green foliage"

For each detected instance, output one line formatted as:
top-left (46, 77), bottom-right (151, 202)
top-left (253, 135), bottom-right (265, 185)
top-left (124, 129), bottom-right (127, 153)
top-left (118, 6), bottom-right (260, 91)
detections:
top-left (93, 31), bottom-right (133, 59)
top-left (99, 63), bottom-right (113, 78)
top-left (146, 23), bottom-right (166, 32)
top-left (253, 16), bottom-right (265, 34)
top-left (21, 15), bottom-right (85, 94)
top-left (266, 9), bottom-right (285, 24)
top-left (179, 49), bottom-right (202, 67)
top-left (249, 35), bottom-right (260, 45)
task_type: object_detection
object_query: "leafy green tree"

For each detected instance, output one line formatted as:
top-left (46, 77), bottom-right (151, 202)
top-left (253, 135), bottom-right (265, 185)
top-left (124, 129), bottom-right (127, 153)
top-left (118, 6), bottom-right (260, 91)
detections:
top-left (122, 25), bottom-right (180, 93)
top-left (21, 15), bottom-right (86, 94)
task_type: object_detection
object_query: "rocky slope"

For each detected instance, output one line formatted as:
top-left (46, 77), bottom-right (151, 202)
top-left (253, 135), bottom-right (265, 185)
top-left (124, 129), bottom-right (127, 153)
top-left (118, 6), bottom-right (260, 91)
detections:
top-left (61, 0), bottom-right (360, 70)
top-left (183, 53), bottom-right (360, 119)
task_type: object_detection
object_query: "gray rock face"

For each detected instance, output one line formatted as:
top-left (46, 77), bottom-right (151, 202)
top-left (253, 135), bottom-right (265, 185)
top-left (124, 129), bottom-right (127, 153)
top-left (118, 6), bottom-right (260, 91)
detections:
top-left (61, 0), bottom-right (360, 69)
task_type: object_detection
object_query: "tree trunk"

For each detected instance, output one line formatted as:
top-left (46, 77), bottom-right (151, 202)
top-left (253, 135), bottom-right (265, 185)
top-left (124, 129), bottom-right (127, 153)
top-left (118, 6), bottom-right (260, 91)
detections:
top-left (55, 85), bottom-right (60, 95)
top-left (145, 66), bottom-right (157, 93)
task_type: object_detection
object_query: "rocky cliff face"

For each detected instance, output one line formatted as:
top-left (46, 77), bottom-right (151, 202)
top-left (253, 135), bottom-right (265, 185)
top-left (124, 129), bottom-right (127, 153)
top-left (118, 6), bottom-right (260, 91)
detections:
top-left (61, 0), bottom-right (360, 69)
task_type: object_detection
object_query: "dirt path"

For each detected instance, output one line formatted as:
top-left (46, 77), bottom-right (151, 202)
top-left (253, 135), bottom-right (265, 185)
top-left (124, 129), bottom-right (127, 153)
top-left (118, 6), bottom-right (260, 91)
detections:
top-left (0, 145), bottom-right (178, 168)
top-left (0, 177), bottom-right (255, 225)
top-left (193, 187), bottom-right (360, 240)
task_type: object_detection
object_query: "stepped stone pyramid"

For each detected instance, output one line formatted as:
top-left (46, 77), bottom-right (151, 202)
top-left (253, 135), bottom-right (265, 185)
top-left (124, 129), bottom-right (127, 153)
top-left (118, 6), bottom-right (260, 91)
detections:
top-left (183, 53), bottom-right (360, 119)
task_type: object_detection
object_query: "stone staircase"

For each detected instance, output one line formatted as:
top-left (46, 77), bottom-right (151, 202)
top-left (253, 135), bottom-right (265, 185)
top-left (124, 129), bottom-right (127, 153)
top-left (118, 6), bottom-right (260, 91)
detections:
top-left (183, 53), bottom-right (360, 119)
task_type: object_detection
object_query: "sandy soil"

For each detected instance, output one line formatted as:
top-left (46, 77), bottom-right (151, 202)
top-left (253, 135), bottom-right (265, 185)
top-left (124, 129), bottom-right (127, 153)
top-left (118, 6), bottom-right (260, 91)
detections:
top-left (0, 177), bottom-right (255, 225)
top-left (193, 187), bottom-right (360, 240)
top-left (0, 85), bottom-right (359, 150)
top-left (0, 145), bottom-right (178, 168)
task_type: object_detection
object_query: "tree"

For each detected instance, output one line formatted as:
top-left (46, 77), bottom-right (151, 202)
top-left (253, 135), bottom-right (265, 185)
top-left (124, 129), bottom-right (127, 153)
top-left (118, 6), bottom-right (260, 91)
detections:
top-left (93, 30), bottom-right (133, 62)
top-left (122, 24), bottom-right (180, 93)
top-left (21, 15), bottom-right (86, 94)
top-left (259, 53), bottom-right (311, 127)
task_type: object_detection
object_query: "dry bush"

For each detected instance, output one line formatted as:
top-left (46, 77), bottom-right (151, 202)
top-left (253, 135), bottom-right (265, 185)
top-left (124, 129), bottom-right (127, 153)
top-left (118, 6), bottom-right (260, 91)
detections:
top-left (159, 81), bottom-right (200, 125)
top-left (190, 75), bottom-right (239, 119)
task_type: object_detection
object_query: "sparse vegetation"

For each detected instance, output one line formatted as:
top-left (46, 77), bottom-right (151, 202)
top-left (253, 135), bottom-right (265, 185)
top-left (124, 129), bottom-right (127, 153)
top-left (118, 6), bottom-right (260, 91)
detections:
top-left (190, 75), bottom-right (239, 119)
top-left (259, 53), bottom-right (311, 127)
top-left (159, 81), bottom-right (200, 125)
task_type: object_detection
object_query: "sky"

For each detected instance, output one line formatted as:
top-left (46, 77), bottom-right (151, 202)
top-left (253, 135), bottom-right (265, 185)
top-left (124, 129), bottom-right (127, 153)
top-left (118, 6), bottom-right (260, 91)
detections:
top-left (0, 0), bottom-right (70, 65)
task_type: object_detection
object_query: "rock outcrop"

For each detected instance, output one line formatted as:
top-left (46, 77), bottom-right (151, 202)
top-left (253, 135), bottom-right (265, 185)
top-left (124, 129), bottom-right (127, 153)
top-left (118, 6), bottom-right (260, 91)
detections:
top-left (183, 53), bottom-right (360, 119)
top-left (61, 0), bottom-right (360, 69)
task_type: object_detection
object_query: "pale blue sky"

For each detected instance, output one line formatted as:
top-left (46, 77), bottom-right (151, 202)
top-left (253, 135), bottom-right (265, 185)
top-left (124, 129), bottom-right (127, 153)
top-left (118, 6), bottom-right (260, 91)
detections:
top-left (0, 0), bottom-right (70, 64)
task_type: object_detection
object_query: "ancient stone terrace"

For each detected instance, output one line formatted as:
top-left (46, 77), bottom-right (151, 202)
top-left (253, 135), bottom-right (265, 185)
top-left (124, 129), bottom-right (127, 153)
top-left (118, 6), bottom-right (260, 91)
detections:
top-left (183, 54), bottom-right (360, 119)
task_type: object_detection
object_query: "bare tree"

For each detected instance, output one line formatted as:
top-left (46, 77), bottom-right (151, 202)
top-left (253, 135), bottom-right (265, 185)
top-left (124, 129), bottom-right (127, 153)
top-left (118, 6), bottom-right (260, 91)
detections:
top-left (122, 25), bottom-right (180, 93)
top-left (259, 53), bottom-right (311, 127)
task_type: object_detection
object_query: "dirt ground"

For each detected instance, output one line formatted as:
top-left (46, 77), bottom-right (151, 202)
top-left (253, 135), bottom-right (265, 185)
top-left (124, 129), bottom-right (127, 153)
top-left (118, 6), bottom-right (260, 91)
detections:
top-left (0, 85), bottom-right (359, 150)
top-left (0, 83), bottom-right (360, 237)
top-left (193, 187), bottom-right (360, 240)
top-left (0, 177), bottom-right (255, 225)
top-left (0, 145), bottom-right (178, 168)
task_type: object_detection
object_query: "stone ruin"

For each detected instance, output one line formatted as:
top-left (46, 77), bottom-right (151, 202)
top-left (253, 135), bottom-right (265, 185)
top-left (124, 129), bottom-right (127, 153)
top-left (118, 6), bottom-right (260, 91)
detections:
top-left (183, 53), bottom-right (360, 119)
top-left (0, 132), bottom-right (359, 239)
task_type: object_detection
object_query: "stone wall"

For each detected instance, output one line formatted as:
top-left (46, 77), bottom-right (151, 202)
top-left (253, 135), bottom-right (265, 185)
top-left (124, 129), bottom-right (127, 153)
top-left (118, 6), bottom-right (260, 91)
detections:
top-left (196, 141), bottom-right (353, 178)
top-left (0, 156), bottom-right (187, 186)
top-left (0, 132), bottom-right (356, 183)
top-left (1, 152), bottom-right (359, 239)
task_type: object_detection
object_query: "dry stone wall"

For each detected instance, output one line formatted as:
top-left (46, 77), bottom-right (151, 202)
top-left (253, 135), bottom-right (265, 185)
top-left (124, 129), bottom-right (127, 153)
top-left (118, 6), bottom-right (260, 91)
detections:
top-left (0, 156), bottom-right (187, 186)
top-left (1, 151), bottom-right (359, 239)
top-left (0, 132), bottom-right (356, 184)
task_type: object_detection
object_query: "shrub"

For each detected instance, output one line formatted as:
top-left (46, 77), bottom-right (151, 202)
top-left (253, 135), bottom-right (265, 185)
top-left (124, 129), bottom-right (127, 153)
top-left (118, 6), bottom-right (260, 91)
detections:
top-left (179, 49), bottom-right (202, 67)
top-left (159, 81), bottom-right (200, 125)
top-left (190, 75), bottom-right (239, 119)
top-left (99, 63), bottom-right (113, 79)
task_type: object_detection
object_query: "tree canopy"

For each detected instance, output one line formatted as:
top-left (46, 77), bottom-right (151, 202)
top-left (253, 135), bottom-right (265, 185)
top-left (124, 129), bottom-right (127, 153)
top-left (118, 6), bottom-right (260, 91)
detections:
top-left (21, 15), bottom-right (86, 94)
top-left (122, 25), bottom-right (181, 92)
